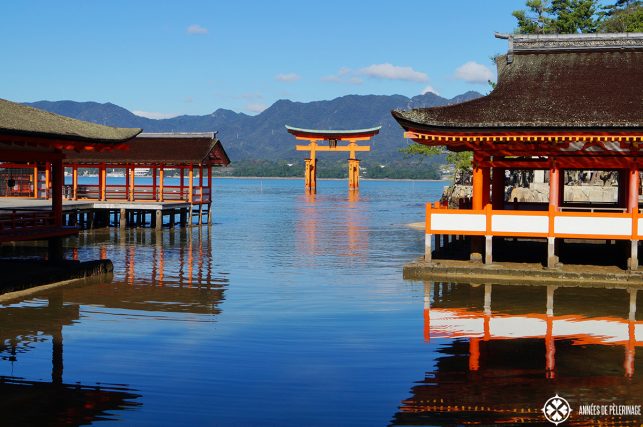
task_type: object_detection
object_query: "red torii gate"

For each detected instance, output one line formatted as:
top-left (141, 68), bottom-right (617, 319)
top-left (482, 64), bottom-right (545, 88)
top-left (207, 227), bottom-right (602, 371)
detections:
top-left (286, 125), bottom-right (380, 192)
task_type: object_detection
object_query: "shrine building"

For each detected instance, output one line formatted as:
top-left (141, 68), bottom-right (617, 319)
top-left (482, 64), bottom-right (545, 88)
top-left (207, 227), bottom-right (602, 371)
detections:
top-left (392, 33), bottom-right (643, 269)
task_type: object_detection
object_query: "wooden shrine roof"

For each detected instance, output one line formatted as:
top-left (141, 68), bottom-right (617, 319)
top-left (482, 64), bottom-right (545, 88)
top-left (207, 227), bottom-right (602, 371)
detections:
top-left (64, 132), bottom-right (231, 166)
top-left (0, 98), bottom-right (141, 147)
top-left (392, 33), bottom-right (643, 136)
top-left (286, 125), bottom-right (381, 140)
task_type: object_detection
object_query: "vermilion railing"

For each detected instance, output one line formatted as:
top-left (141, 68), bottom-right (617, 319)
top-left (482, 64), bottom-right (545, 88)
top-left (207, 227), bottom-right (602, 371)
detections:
top-left (0, 209), bottom-right (55, 233)
top-left (64, 184), bottom-right (211, 204)
top-left (425, 203), bottom-right (641, 241)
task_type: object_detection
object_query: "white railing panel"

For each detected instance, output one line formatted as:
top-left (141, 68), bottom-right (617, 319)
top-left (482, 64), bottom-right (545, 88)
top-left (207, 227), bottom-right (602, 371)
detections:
top-left (492, 214), bottom-right (548, 234)
top-left (431, 213), bottom-right (486, 233)
top-left (554, 216), bottom-right (631, 237)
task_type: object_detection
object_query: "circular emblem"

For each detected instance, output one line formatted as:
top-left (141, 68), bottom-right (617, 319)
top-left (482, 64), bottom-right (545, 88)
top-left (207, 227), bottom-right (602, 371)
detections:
top-left (542, 394), bottom-right (572, 425)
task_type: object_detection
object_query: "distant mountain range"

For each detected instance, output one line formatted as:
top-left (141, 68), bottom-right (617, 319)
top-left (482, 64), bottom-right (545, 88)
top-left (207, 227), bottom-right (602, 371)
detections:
top-left (26, 91), bottom-right (482, 162)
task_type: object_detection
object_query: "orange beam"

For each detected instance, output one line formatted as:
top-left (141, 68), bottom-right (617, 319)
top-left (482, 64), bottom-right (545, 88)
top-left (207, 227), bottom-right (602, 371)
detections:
top-left (296, 144), bottom-right (370, 152)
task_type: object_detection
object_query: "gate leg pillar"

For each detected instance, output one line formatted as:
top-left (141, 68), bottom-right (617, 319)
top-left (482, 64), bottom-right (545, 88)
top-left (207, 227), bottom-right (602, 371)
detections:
top-left (348, 159), bottom-right (360, 190)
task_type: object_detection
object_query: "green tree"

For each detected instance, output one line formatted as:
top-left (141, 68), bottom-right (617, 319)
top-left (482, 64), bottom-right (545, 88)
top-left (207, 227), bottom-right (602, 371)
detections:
top-left (598, 0), bottom-right (643, 31)
top-left (512, 0), bottom-right (552, 33)
top-left (400, 144), bottom-right (472, 174)
top-left (513, 0), bottom-right (600, 34)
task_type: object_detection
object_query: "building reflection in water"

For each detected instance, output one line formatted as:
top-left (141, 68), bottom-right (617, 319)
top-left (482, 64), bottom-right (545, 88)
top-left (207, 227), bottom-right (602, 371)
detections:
top-left (0, 292), bottom-right (141, 425)
top-left (0, 226), bottom-right (228, 424)
top-left (295, 191), bottom-right (368, 262)
top-left (392, 282), bottom-right (643, 426)
top-left (72, 226), bottom-right (229, 315)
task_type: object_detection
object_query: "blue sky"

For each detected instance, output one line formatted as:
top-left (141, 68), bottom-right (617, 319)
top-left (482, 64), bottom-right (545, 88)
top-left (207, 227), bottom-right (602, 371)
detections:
top-left (1, 1), bottom-right (521, 118)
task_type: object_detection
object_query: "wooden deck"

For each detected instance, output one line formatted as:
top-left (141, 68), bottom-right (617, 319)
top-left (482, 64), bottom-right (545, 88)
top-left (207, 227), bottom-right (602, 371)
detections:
top-left (0, 198), bottom-right (208, 230)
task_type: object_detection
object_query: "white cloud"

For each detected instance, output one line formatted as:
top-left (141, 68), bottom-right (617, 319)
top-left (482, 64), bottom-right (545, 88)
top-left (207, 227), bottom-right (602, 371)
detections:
top-left (133, 111), bottom-right (179, 120)
top-left (246, 103), bottom-right (267, 113)
top-left (187, 24), bottom-right (208, 35)
top-left (275, 73), bottom-right (301, 82)
top-left (358, 63), bottom-right (428, 82)
top-left (321, 67), bottom-right (363, 84)
top-left (454, 61), bottom-right (494, 84)
top-left (421, 85), bottom-right (440, 96)
top-left (240, 92), bottom-right (263, 100)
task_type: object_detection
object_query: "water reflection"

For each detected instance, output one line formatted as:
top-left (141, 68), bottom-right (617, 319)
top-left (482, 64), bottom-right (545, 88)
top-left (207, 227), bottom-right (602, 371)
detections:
top-left (0, 292), bottom-right (140, 425)
top-left (0, 226), bottom-right (228, 424)
top-left (72, 226), bottom-right (229, 315)
top-left (295, 191), bottom-right (369, 262)
top-left (393, 282), bottom-right (643, 426)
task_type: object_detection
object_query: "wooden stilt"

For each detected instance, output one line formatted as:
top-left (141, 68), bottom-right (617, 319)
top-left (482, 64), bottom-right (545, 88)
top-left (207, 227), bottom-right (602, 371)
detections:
top-left (156, 210), bottom-right (162, 230)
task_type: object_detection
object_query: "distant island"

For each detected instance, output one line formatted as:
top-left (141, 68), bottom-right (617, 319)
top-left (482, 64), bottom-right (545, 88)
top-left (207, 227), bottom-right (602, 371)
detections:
top-left (26, 91), bottom-right (482, 179)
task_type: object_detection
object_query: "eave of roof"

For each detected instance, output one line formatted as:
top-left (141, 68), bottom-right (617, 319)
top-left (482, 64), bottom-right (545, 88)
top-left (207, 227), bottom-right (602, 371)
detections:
top-left (63, 132), bottom-right (230, 166)
top-left (0, 98), bottom-right (141, 144)
top-left (285, 125), bottom-right (381, 139)
top-left (392, 33), bottom-right (643, 135)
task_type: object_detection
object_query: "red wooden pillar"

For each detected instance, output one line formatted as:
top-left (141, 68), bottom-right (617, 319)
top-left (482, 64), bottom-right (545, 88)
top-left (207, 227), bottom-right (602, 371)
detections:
top-left (72, 165), bottom-right (78, 200)
top-left (199, 165), bottom-right (204, 203)
top-left (180, 167), bottom-right (185, 200)
top-left (188, 165), bottom-right (194, 203)
top-left (99, 163), bottom-right (107, 201)
top-left (472, 155), bottom-right (484, 210)
top-left (159, 167), bottom-right (164, 202)
top-left (468, 338), bottom-right (480, 371)
top-left (207, 164), bottom-right (212, 203)
top-left (125, 165), bottom-right (130, 201)
top-left (33, 165), bottom-right (39, 198)
top-left (549, 166), bottom-right (560, 209)
top-left (152, 166), bottom-right (157, 201)
top-left (628, 166), bottom-right (640, 213)
top-left (129, 165), bottom-right (135, 201)
top-left (51, 158), bottom-right (63, 227)
top-left (45, 162), bottom-right (51, 199)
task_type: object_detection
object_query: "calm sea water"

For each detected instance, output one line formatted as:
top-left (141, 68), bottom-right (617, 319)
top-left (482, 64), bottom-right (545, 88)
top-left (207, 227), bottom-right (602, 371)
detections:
top-left (1, 178), bottom-right (642, 426)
